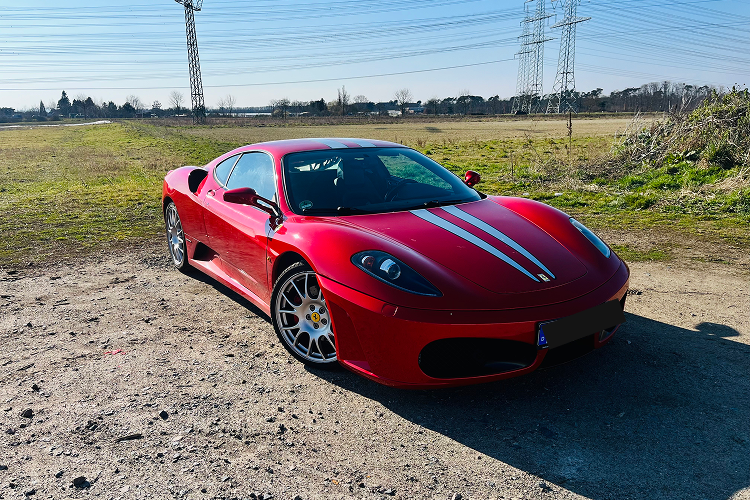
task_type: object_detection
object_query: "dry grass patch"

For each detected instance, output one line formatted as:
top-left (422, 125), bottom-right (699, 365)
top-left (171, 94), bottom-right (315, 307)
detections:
top-left (172, 117), bottom-right (636, 147)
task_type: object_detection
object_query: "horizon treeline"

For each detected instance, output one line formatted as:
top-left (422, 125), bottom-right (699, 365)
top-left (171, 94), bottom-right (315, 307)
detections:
top-left (0, 81), bottom-right (727, 123)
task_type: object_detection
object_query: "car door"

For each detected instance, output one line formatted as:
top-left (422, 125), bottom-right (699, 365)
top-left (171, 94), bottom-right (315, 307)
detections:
top-left (203, 151), bottom-right (276, 301)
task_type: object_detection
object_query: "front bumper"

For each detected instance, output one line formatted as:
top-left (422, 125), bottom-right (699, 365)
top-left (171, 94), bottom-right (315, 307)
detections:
top-left (319, 261), bottom-right (630, 389)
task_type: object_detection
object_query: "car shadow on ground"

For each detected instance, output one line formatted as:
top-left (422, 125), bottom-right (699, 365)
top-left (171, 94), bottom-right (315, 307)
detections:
top-left (181, 266), bottom-right (272, 322)
top-left (310, 313), bottom-right (750, 500)
top-left (177, 265), bottom-right (748, 499)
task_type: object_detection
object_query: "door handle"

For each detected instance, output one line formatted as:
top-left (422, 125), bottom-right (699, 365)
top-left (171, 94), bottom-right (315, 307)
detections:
top-left (207, 190), bottom-right (215, 197)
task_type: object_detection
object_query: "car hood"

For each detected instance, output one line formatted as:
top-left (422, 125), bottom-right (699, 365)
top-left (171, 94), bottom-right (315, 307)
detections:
top-left (340, 199), bottom-right (588, 294)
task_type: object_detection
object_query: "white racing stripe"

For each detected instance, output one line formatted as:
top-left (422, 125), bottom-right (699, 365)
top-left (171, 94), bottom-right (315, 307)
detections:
top-left (441, 205), bottom-right (556, 279)
top-left (342, 138), bottom-right (376, 148)
top-left (411, 209), bottom-right (540, 282)
top-left (312, 138), bottom-right (350, 149)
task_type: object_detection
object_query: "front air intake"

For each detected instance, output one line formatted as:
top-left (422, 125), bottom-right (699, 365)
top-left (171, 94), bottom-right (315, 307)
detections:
top-left (419, 338), bottom-right (537, 379)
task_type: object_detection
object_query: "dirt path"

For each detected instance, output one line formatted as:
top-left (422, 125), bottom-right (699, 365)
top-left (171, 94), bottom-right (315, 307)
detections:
top-left (0, 243), bottom-right (748, 500)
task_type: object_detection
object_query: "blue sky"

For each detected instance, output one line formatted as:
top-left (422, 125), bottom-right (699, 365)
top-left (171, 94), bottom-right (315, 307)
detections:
top-left (0, 0), bottom-right (748, 110)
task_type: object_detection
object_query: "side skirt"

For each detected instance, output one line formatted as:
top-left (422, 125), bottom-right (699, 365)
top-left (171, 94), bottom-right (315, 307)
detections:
top-left (187, 252), bottom-right (271, 317)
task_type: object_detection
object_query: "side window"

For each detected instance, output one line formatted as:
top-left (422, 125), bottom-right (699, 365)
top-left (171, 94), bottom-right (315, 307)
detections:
top-left (225, 152), bottom-right (276, 201)
top-left (214, 155), bottom-right (239, 185)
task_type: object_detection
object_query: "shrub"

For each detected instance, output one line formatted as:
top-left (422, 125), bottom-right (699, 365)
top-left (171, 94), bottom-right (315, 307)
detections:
top-left (613, 87), bottom-right (749, 171)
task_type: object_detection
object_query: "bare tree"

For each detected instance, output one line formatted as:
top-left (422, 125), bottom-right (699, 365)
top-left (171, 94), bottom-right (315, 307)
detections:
top-left (353, 94), bottom-right (369, 113)
top-left (337, 86), bottom-right (350, 116)
top-left (224, 94), bottom-right (236, 116)
top-left (217, 97), bottom-right (227, 116)
top-left (169, 91), bottom-right (185, 114)
top-left (394, 88), bottom-right (413, 116)
top-left (277, 98), bottom-right (290, 119)
top-left (126, 95), bottom-right (144, 117)
top-left (271, 98), bottom-right (290, 119)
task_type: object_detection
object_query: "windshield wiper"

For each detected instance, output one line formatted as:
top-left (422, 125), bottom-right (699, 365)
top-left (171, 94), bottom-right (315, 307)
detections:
top-left (336, 206), bottom-right (375, 215)
top-left (417, 199), bottom-right (467, 209)
top-left (299, 208), bottom-right (337, 215)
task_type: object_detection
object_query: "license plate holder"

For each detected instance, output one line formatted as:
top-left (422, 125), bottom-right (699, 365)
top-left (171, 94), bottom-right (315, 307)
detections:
top-left (537, 300), bottom-right (625, 349)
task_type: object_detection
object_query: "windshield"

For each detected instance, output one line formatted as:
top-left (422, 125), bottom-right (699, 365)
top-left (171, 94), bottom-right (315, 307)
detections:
top-left (283, 147), bottom-right (481, 216)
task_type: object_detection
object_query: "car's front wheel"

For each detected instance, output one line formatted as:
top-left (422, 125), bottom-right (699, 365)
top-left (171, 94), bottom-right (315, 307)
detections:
top-left (164, 201), bottom-right (188, 270)
top-left (271, 262), bottom-right (338, 366)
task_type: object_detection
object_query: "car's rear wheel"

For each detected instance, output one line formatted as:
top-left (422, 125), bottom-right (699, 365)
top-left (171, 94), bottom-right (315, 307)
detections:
top-left (272, 262), bottom-right (338, 367)
top-left (164, 201), bottom-right (188, 270)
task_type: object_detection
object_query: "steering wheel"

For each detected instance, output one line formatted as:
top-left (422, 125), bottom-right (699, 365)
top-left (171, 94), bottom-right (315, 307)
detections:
top-left (384, 179), bottom-right (418, 201)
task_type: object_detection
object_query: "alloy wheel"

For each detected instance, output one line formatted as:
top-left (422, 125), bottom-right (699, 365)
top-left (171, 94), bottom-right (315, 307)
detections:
top-left (274, 270), bottom-right (337, 363)
top-left (165, 203), bottom-right (185, 267)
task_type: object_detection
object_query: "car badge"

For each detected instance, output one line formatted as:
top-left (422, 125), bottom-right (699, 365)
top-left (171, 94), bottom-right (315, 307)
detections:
top-left (538, 273), bottom-right (550, 282)
top-left (311, 312), bottom-right (320, 323)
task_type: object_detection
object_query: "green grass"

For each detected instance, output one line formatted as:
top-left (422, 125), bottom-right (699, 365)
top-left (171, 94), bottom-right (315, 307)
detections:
top-left (0, 117), bottom-right (747, 269)
top-left (610, 244), bottom-right (671, 262)
top-left (409, 136), bottom-right (749, 249)
top-left (0, 122), bottom-right (239, 266)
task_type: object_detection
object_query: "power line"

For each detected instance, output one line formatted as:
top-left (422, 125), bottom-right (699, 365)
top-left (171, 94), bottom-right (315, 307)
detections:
top-left (0, 58), bottom-right (515, 92)
top-left (0, 0), bottom-right (745, 105)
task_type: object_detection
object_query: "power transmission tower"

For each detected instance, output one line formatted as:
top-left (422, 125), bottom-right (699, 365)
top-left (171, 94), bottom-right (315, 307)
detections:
top-left (176, 0), bottom-right (206, 124)
top-left (546, 0), bottom-right (590, 114)
top-left (512, 0), bottom-right (552, 115)
top-left (511, 4), bottom-right (533, 115)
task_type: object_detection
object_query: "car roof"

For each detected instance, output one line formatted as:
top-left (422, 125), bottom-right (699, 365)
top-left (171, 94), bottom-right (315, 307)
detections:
top-left (233, 138), bottom-right (408, 157)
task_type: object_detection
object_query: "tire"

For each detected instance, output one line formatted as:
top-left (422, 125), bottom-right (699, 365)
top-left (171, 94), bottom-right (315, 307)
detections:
top-left (271, 261), bottom-right (338, 367)
top-left (164, 201), bottom-right (189, 271)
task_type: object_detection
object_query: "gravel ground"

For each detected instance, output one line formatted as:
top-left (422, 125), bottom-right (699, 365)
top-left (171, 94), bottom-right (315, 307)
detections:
top-left (0, 242), bottom-right (748, 500)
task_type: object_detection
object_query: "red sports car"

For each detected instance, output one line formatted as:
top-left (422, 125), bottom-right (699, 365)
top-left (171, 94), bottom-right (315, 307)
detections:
top-left (162, 138), bottom-right (629, 388)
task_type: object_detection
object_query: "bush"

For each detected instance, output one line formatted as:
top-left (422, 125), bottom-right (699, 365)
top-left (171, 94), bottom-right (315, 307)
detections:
top-left (614, 87), bottom-right (749, 170)
top-left (702, 141), bottom-right (735, 169)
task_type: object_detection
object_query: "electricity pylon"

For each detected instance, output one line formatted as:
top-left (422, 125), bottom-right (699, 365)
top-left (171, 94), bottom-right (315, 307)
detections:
top-left (512, 0), bottom-right (552, 115)
top-left (546, 0), bottom-right (590, 114)
top-left (511, 5), bottom-right (533, 115)
top-left (176, 0), bottom-right (206, 124)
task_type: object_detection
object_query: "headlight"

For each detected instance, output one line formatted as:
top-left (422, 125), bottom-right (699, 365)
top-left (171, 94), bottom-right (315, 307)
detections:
top-left (570, 218), bottom-right (611, 258)
top-left (352, 250), bottom-right (441, 296)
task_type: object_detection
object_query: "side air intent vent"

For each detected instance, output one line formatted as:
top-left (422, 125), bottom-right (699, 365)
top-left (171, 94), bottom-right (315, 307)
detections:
top-left (188, 168), bottom-right (208, 194)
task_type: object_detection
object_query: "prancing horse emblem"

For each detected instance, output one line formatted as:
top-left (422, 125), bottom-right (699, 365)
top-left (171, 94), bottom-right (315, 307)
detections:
top-left (538, 274), bottom-right (550, 282)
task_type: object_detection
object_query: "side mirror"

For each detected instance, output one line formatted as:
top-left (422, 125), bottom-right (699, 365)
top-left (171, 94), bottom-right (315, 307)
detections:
top-left (223, 187), bottom-right (283, 227)
top-left (464, 170), bottom-right (481, 188)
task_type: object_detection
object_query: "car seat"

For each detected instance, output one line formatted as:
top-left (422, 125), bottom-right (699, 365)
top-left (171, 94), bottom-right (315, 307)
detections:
top-left (334, 158), bottom-right (383, 207)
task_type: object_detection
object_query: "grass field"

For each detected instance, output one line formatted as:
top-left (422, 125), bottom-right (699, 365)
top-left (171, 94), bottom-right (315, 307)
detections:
top-left (0, 116), bottom-right (747, 268)
top-left (176, 116), bottom-right (635, 144)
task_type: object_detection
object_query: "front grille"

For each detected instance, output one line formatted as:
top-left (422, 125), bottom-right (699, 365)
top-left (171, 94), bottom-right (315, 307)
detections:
top-left (419, 338), bottom-right (537, 379)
